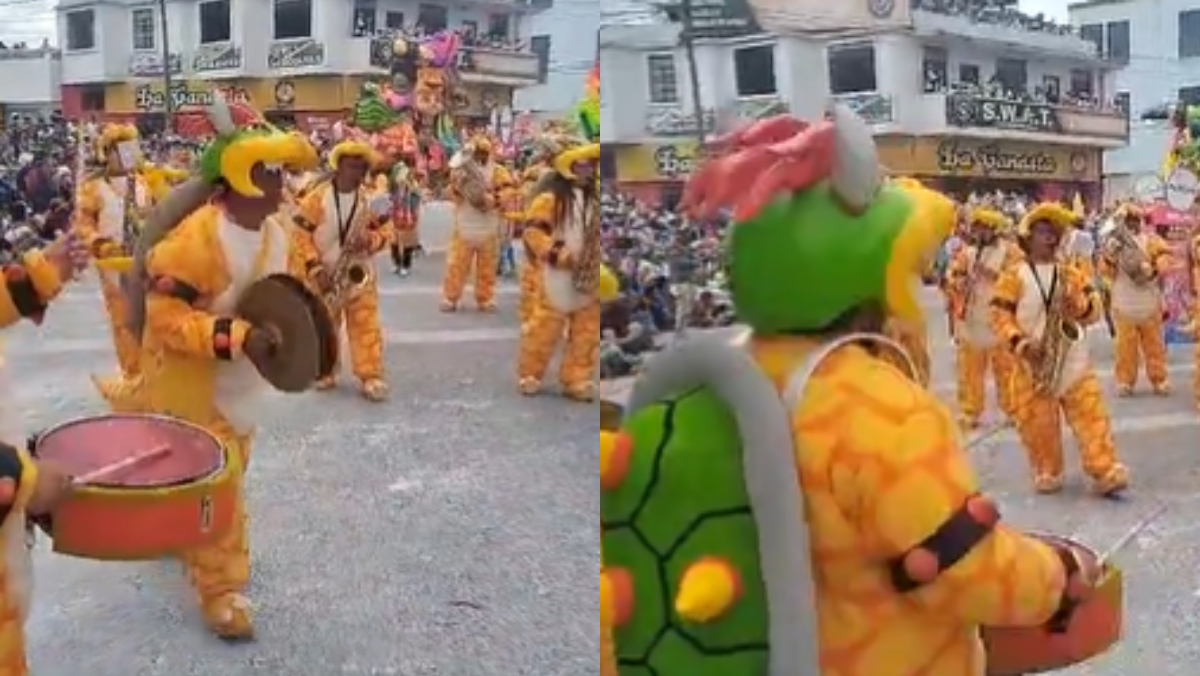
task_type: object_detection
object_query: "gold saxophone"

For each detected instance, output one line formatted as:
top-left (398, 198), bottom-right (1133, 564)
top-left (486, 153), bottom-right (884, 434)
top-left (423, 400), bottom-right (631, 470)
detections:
top-left (323, 187), bottom-right (375, 316)
top-left (572, 194), bottom-right (601, 295)
top-left (1030, 263), bottom-right (1083, 394)
top-left (1101, 219), bottom-right (1153, 285)
top-left (452, 153), bottom-right (491, 212)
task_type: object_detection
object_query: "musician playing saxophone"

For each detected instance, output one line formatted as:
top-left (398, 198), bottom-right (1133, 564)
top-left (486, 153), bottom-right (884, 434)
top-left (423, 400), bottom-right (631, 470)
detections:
top-left (72, 123), bottom-right (150, 379)
top-left (441, 135), bottom-right (513, 312)
top-left (1098, 203), bottom-right (1171, 396)
top-left (946, 207), bottom-right (1024, 427)
top-left (517, 138), bottom-right (599, 401)
top-left (294, 140), bottom-right (393, 402)
top-left (990, 203), bottom-right (1128, 496)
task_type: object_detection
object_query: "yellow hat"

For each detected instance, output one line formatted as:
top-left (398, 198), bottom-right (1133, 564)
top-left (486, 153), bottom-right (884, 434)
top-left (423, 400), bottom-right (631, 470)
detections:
top-left (553, 142), bottom-right (600, 180)
top-left (1114, 202), bottom-right (1143, 222)
top-left (599, 264), bottom-right (620, 303)
top-left (969, 207), bottom-right (1009, 230)
top-left (328, 140), bottom-right (377, 170)
top-left (95, 123), bottom-right (138, 153)
top-left (466, 134), bottom-right (493, 155)
top-left (1017, 202), bottom-right (1077, 237)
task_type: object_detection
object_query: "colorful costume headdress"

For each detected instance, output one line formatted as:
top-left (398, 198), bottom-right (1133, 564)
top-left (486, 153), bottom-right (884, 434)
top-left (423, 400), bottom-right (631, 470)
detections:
top-left (576, 62), bottom-right (599, 141)
top-left (93, 123), bottom-right (139, 160)
top-left (969, 207), bottom-right (1010, 230)
top-left (1016, 202), bottom-right (1077, 237)
top-left (681, 104), bottom-right (954, 330)
top-left (551, 138), bottom-right (600, 181)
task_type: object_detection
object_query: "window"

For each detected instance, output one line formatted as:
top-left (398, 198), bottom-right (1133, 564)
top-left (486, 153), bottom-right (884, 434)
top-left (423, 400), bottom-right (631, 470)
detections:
top-left (131, 8), bottom-right (155, 50)
top-left (273, 0), bottom-right (313, 40)
top-left (922, 46), bottom-right (947, 92)
top-left (994, 58), bottom-right (1027, 92)
top-left (65, 9), bottom-right (96, 50)
top-left (734, 44), bottom-right (777, 97)
top-left (530, 34), bottom-right (551, 83)
top-left (461, 20), bottom-right (478, 38)
top-left (958, 63), bottom-right (980, 85)
top-left (826, 43), bottom-right (875, 95)
top-left (352, 1), bottom-right (375, 37)
top-left (416, 4), bottom-right (448, 32)
top-left (1114, 91), bottom-right (1130, 116)
top-left (1042, 75), bottom-right (1060, 103)
top-left (1179, 10), bottom-right (1200, 58)
top-left (80, 85), bottom-right (105, 111)
top-left (1079, 23), bottom-right (1103, 55)
top-left (486, 13), bottom-right (509, 39)
top-left (1070, 69), bottom-right (1093, 96)
top-left (1179, 85), bottom-right (1200, 105)
top-left (646, 54), bottom-right (678, 104)
top-left (199, 0), bottom-right (231, 44)
top-left (385, 11), bottom-right (405, 30)
top-left (1105, 20), bottom-right (1130, 64)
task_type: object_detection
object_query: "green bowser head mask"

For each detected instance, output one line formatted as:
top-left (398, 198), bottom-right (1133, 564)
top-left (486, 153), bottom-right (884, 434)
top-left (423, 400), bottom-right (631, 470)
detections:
top-left (682, 105), bottom-right (955, 335)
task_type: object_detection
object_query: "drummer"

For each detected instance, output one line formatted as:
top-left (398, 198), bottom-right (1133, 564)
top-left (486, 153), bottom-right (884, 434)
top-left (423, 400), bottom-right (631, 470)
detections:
top-left (111, 96), bottom-right (318, 640)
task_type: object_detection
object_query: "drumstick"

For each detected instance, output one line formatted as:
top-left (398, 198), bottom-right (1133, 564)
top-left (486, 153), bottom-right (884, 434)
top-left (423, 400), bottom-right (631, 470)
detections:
top-left (1097, 503), bottom-right (1168, 568)
top-left (71, 444), bottom-right (171, 486)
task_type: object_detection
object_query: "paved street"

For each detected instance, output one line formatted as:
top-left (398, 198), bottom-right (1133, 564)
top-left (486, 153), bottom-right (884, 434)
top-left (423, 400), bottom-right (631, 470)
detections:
top-left (18, 205), bottom-right (598, 675)
top-left (604, 286), bottom-right (1200, 674)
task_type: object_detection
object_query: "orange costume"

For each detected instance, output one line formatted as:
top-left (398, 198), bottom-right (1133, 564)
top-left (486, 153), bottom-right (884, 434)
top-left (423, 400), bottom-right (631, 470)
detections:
top-left (945, 208), bottom-right (1024, 426)
top-left (990, 203), bottom-right (1127, 495)
top-left (441, 136), bottom-right (513, 312)
top-left (101, 97), bottom-right (318, 639)
top-left (72, 123), bottom-right (152, 379)
top-left (601, 109), bottom-right (1104, 675)
top-left (516, 140), bottom-right (600, 402)
top-left (294, 140), bottom-right (393, 401)
top-left (1098, 204), bottom-right (1171, 395)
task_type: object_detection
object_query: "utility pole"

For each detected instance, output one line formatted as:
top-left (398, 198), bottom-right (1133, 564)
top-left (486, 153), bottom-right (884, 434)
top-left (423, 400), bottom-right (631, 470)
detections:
top-left (679, 0), bottom-right (706, 150)
top-left (672, 0), bottom-right (706, 339)
top-left (158, 0), bottom-right (174, 132)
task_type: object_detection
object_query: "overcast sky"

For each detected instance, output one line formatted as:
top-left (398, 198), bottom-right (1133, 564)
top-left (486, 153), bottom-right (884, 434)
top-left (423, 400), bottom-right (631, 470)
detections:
top-left (0, 0), bottom-right (1072, 45)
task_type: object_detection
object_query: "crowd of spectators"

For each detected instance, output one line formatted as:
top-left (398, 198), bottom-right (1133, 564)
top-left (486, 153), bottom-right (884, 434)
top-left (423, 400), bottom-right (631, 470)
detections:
top-left (926, 74), bottom-right (1124, 113)
top-left (912, 0), bottom-right (1075, 36)
top-left (353, 18), bottom-right (529, 53)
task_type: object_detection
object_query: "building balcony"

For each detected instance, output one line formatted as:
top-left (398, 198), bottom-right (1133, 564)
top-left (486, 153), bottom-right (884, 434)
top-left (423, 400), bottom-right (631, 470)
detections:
top-left (458, 47), bottom-right (540, 87)
top-left (912, 9), bottom-right (1099, 60)
top-left (900, 91), bottom-right (1128, 148)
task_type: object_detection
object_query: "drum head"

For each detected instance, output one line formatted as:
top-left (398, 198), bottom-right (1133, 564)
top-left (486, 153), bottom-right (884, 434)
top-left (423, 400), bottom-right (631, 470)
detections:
top-left (236, 273), bottom-right (335, 392)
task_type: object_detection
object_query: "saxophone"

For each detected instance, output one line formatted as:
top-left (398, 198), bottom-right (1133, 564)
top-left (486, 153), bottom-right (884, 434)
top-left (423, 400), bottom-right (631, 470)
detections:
top-left (122, 172), bottom-right (142, 253)
top-left (1031, 263), bottom-right (1083, 395)
top-left (450, 152), bottom-right (491, 212)
top-left (322, 187), bottom-right (375, 316)
top-left (571, 193), bottom-right (600, 295)
top-left (1101, 221), bottom-right (1153, 285)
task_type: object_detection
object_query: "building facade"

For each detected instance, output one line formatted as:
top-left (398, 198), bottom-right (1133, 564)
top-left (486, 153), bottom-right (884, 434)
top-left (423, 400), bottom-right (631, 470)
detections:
top-left (602, 0), bottom-right (1128, 207)
top-left (0, 46), bottom-right (62, 121)
top-left (1070, 0), bottom-right (1200, 197)
top-left (56, 0), bottom-right (547, 133)
top-left (513, 0), bottom-right (596, 115)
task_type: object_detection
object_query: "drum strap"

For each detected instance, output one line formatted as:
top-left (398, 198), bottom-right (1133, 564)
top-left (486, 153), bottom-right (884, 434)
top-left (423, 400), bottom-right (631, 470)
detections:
top-left (148, 275), bottom-right (200, 305)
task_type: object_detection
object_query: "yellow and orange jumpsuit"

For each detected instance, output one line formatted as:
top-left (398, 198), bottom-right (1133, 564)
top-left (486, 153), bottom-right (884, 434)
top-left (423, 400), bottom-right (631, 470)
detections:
top-left (0, 249), bottom-right (71, 675)
top-left (130, 204), bottom-right (293, 639)
top-left (73, 171), bottom-right (152, 378)
top-left (881, 316), bottom-right (931, 386)
top-left (441, 159), bottom-right (513, 312)
top-left (946, 240), bottom-right (1023, 426)
top-left (1098, 230), bottom-right (1171, 395)
top-left (294, 180), bottom-right (393, 398)
top-left (601, 338), bottom-right (1094, 675)
top-left (518, 191), bottom-right (599, 401)
top-left (990, 261), bottom-right (1128, 495)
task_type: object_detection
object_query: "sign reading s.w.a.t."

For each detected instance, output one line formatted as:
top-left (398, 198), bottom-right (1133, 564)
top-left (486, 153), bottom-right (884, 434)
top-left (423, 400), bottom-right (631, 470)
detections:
top-left (945, 93), bottom-right (1062, 133)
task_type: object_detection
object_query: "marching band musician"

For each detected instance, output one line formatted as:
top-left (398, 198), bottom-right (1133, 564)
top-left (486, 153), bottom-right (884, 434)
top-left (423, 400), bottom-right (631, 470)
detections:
top-left (441, 135), bottom-right (514, 313)
top-left (517, 138), bottom-right (600, 402)
top-left (388, 156), bottom-right (423, 277)
top-left (112, 98), bottom-right (319, 639)
top-left (990, 203), bottom-right (1128, 496)
top-left (294, 139), bottom-right (394, 402)
top-left (72, 123), bottom-right (151, 380)
top-left (946, 207), bottom-right (1023, 427)
top-left (1098, 203), bottom-right (1172, 396)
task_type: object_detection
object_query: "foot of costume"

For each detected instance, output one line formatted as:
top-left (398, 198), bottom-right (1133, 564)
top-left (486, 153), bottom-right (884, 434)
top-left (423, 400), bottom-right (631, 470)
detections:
top-left (101, 98), bottom-right (318, 638)
top-left (602, 109), bottom-right (1108, 675)
top-left (991, 204), bottom-right (1128, 496)
top-left (294, 139), bottom-right (393, 402)
top-left (441, 136), bottom-right (511, 312)
top-left (73, 123), bottom-right (152, 379)
top-left (516, 140), bottom-right (600, 401)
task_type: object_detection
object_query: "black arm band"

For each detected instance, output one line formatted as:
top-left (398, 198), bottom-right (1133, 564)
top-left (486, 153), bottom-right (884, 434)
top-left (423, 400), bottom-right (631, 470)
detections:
top-left (212, 317), bottom-right (234, 360)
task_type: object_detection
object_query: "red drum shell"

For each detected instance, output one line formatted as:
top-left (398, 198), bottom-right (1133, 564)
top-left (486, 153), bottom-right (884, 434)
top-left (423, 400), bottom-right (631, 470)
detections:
top-left (982, 534), bottom-right (1123, 675)
top-left (35, 414), bottom-right (237, 561)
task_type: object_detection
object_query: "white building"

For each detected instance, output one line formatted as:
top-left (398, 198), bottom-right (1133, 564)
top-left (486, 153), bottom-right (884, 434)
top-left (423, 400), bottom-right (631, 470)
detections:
top-left (603, 0), bottom-right (1128, 209)
top-left (55, 0), bottom-right (548, 130)
top-left (1069, 0), bottom-right (1200, 197)
top-left (0, 46), bottom-right (62, 118)
top-left (513, 0), bottom-right (596, 115)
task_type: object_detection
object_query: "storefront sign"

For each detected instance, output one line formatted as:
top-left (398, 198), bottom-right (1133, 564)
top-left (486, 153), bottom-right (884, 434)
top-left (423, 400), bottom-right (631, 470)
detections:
top-left (644, 107), bottom-right (715, 136)
top-left (1164, 167), bottom-right (1199, 210)
top-left (663, 0), bottom-right (761, 39)
top-left (128, 52), bottom-right (181, 77)
top-left (615, 143), bottom-right (698, 182)
top-left (192, 43), bottom-right (242, 72)
top-left (268, 39), bottom-right (325, 69)
top-left (945, 93), bottom-right (1061, 133)
top-left (876, 136), bottom-right (1099, 182)
top-left (132, 84), bottom-right (251, 112)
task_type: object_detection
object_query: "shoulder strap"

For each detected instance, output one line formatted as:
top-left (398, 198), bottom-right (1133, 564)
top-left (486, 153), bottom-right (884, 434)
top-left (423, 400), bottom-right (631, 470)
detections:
top-left (783, 332), bottom-right (916, 408)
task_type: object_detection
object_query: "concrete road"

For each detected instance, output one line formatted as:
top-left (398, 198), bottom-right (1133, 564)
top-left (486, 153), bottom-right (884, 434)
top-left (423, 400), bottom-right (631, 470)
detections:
top-left (17, 203), bottom-right (598, 675)
top-left (604, 286), bottom-right (1200, 675)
